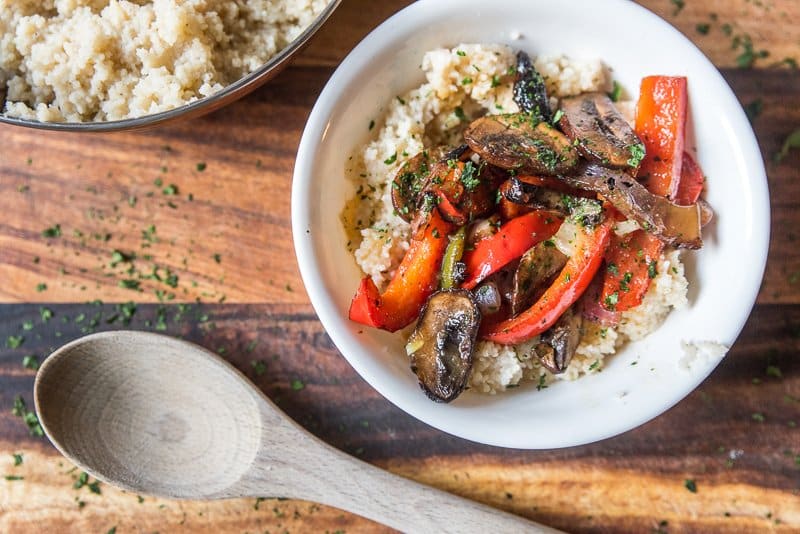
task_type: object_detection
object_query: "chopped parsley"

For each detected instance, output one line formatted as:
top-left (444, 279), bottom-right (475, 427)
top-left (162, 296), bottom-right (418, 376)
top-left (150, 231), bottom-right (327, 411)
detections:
top-left (42, 224), bottom-right (62, 238)
top-left (162, 184), bottom-right (178, 195)
top-left (290, 379), bottom-right (305, 391)
top-left (536, 373), bottom-right (548, 391)
top-left (491, 75), bottom-right (501, 88)
top-left (460, 161), bottom-right (481, 192)
top-left (12, 453), bottom-right (23, 466)
top-left (11, 396), bottom-right (43, 437)
top-left (752, 412), bottom-right (765, 422)
top-left (774, 129), bottom-right (800, 163)
top-left (608, 80), bottom-right (623, 102)
top-left (252, 360), bottom-right (267, 376)
top-left (196, 162), bottom-right (207, 172)
top-left (604, 292), bottom-right (619, 310)
top-left (461, 77), bottom-right (473, 85)
top-left (648, 260), bottom-right (658, 279)
top-left (551, 109), bottom-right (564, 126)
top-left (383, 153), bottom-right (398, 165)
top-left (627, 143), bottom-right (646, 168)
top-left (22, 355), bottom-right (39, 370)
top-left (454, 106), bottom-right (467, 122)
top-left (670, 0), bottom-right (685, 16)
top-left (588, 360), bottom-right (601, 371)
top-left (118, 279), bottom-right (140, 290)
top-left (620, 272), bottom-right (633, 292)
top-left (35, 283), bottom-right (47, 293)
top-left (368, 119), bottom-right (375, 130)
top-left (456, 50), bottom-right (466, 57)
top-left (684, 479), bottom-right (697, 493)
top-left (696, 23), bottom-right (710, 35)
top-left (6, 335), bottom-right (23, 349)
top-left (607, 263), bottom-right (619, 276)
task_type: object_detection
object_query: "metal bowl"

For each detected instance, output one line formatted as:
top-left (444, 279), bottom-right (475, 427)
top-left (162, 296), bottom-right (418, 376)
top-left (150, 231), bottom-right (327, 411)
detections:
top-left (0, 0), bottom-right (341, 132)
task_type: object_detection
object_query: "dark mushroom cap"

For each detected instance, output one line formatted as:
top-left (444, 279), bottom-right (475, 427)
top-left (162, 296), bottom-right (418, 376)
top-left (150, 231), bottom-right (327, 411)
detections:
top-left (407, 290), bottom-right (481, 403)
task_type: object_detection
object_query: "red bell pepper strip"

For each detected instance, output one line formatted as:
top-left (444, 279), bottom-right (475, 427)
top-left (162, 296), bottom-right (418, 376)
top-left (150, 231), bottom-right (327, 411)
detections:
top-left (482, 220), bottom-right (613, 345)
top-left (600, 229), bottom-right (664, 312)
top-left (635, 76), bottom-right (687, 200)
top-left (674, 151), bottom-right (705, 206)
top-left (348, 209), bottom-right (454, 332)
top-left (461, 211), bottom-right (564, 290)
top-left (597, 77), bottom-right (693, 313)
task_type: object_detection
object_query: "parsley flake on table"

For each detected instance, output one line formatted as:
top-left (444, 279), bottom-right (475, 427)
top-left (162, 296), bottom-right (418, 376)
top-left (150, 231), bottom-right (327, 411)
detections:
top-left (22, 355), bottom-right (39, 370)
top-left (6, 335), bottom-right (24, 349)
top-left (41, 224), bottom-right (62, 238)
top-left (774, 129), bottom-right (800, 163)
top-left (290, 379), bottom-right (305, 391)
top-left (11, 396), bottom-right (43, 437)
top-left (251, 360), bottom-right (267, 376)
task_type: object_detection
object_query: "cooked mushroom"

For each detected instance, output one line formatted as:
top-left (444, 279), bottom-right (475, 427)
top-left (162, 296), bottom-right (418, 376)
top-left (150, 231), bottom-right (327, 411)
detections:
top-left (499, 176), bottom-right (602, 226)
top-left (561, 163), bottom-right (703, 249)
top-left (406, 290), bottom-right (481, 403)
top-left (534, 307), bottom-right (582, 374)
top-left (558, 92), bottom-right (644, 171)
top-left (511, 242), bottom-right (568, 316)
top-left (464, 114), bottom-right (579, 176)
top-left (473, 282), bottom-right (502, 315)
top-left (513, 51), bottom-right (551, 122)
top-left (391, 146), bottom-right (467, 223)
top-left (391, 149), bottom-right (439, 222)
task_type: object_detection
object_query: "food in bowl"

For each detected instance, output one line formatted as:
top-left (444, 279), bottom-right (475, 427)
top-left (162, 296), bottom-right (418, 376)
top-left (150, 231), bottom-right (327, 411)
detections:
top-left (342, 44), bottom-right (711, 402)
top-left (0, 0), bottom-right (331, 122)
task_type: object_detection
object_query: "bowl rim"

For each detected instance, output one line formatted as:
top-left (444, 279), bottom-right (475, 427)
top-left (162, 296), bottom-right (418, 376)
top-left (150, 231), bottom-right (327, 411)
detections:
top-left (292, 0), bottom-right (771, 448)
top-left (0, 0), bottom-right (342, 132)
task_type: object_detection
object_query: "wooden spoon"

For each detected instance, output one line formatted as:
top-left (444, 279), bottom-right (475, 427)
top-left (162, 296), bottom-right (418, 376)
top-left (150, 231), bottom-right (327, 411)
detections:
top-left (34, 331), bottom-right (559, 533)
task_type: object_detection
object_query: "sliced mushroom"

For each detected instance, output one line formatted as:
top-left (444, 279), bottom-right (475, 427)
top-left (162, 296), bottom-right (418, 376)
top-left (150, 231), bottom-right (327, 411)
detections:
top-left (558, 93), bottom-right (644, 171)
top-left (391, 146), bottom-right (467, 223)
top-left (464, 114), bottom-right (579, 176)
top-left (391, 149), bottom-right (438, 222)
top-left (473, 282), bottom-right (502, 315)
top-left (406, 290), bottom-right (481, 403)
top-left (513, 51), bottom-right (551, 122)
top-left (534, 307), bottom-right (582, 374)
top-left (499, 176), bottom-right (601, 226)
top-left (560, 163), bottom-right (703, 249)
top-left (511, 242), bottom-right (568, 316)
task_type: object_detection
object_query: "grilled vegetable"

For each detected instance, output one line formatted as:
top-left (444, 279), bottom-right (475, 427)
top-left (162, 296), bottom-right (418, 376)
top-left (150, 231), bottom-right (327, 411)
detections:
top-left (406, 290), bottom-right (481, 402)
top-left (561, 163), bottom-right (702, 249)
top-left (482, 219), bottom-right (613, 345)
top-left (464, 114), bottom-right (579, 175)
top-left (635, 76), bottom-right (688, 199)
top-left (558, 92), bottom-right (644, 171)
top-left (391, 149), bottom-right (439, 222)
top-left (511, 242), bottom-right (568, 316)
top-left (441, 226), bottom-right (467, 289)
top-left (534, 307), bottom-right (582, 374)
top-left (513, 51), bottom-right (551, 122)
top-left (348, 209), bottom-right (454, 332)
top-left (461, 211), bottom-right (564, 290)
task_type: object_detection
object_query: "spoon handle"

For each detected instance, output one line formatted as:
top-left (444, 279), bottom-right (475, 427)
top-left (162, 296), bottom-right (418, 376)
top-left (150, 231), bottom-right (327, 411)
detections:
top-left (247, 406), bottom-right (561, 533)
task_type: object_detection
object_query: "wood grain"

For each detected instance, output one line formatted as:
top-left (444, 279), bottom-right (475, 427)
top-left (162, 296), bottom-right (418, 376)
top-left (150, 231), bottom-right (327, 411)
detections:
top-left (0, 0), bottom-right (799, 532)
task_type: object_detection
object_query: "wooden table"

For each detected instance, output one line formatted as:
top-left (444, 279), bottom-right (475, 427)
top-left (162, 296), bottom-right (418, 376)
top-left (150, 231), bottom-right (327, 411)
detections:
top-left (1, 1), bottom-right (798, 532)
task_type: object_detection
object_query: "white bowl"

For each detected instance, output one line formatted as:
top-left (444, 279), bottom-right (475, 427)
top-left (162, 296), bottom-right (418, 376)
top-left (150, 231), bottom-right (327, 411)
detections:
top-left (292, 0), bottom-right (769, 448)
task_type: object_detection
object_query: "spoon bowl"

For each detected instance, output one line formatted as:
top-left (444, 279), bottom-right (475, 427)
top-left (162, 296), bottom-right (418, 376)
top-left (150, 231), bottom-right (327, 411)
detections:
top-left (34, 331), bottom-right (559, 532)
top-left (35, 332), bottom-right (262, 498)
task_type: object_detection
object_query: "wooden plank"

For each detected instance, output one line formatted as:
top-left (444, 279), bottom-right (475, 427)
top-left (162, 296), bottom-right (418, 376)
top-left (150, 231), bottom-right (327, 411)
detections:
top-left (299, 0), bottom-right (800, 70)
top-left (0, 303), bottom-right (798, 532)
top-left (1, 67), bottom-right (798, 305)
